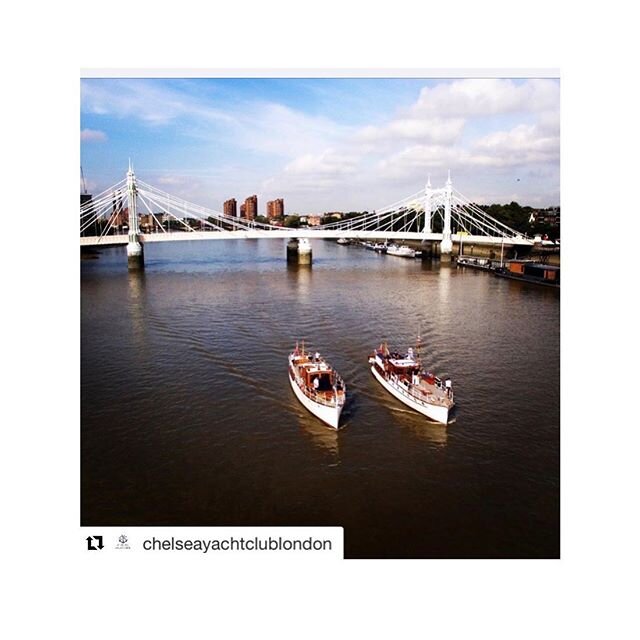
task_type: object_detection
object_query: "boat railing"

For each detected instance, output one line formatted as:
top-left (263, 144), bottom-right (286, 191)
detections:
top-left (305, 386), bottom-right (341, 408)
top-left (388, 374), bottom-right (452, 408)
top-left (294, 374), bottom-right (343, 408)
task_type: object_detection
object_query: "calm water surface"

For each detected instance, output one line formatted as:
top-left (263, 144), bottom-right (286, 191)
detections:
top-left (81, 239), bottom-right (559, 558)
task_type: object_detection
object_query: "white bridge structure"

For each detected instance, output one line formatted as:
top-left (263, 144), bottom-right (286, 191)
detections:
top-left (80, 166), bottom-right (539, 268)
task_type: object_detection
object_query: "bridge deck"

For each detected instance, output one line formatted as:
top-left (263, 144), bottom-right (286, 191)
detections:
top-left (80, 230), bottom-right (538, 247)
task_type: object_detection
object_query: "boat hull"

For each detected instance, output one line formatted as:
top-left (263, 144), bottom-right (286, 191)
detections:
top-left (494, 269), bottom-right (559, 288)
top-left (289, 368), bottom-right (342, 429)
top-left (370, 365), bottom-right (450, 424)
top-left (387, 248), bottom-right (416, 258)
top-left (456, 257), bottom-right (495, 271)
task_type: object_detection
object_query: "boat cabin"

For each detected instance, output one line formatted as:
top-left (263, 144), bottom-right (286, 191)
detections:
top-left (506, 260), bottom-right (560, 284)
top-left (291, 353), bottom-right (339, 393)
top-left (304, 366), bottom-right (335, 392)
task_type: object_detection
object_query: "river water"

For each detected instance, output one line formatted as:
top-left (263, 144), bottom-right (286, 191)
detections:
top-left (81, 239), bottom-right (560, 558)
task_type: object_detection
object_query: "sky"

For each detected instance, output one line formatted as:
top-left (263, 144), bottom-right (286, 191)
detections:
top-left (80, 77), bottom-right (560, 214)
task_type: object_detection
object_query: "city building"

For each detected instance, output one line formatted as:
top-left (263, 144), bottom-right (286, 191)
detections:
top-left (224, 198), bottom-right (237, 218)
top-left (240, 203), bottom-right (246, 218)
top-left (111, 194), bottom-right (128, 228)
top-left (244, 195), bottom-right (258, 220)
top-left (139, 214), bottom-right (156, 231)
top-left (266, 198), bottom-right (284, 218)
top-left (307, 215), bottom-right (323, 226)
top-left (535, 207), bottom-right (561, 226)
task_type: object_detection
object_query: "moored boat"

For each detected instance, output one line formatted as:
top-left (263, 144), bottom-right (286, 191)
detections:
top-left (386, 244), bottom-right (420, 258)
top-left (494, 260), bottom-right (560, 288)
top-left (368, 342), bottom-right (454, 424)
top-left (288, 343), bottom-right (346, 429)
top-left (456, 256), bottom-right (495, 271)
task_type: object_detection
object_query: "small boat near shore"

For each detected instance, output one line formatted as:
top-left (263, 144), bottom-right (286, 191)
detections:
top-left (456, 256), bottom-right (496, 271)
top-left (336, 237), bottom-right (351, 245)
top-left (359, 241), bottom-right (388, 253)
top-left (386, 244), bottom-right (421, 258)
top-left (368, 342), bottom-right (454, 424)
top-left (288, 343), bottom-right (346, 429)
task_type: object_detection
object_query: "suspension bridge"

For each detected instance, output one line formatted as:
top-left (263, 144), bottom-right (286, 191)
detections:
top-left (80, 164), bottom-right (541, 269)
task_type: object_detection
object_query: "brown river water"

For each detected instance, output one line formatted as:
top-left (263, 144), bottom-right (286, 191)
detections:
top-left (81, 239), bottom-right (559, 558)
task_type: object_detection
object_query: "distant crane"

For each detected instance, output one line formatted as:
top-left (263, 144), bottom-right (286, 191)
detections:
top-left (81, 166), bottom-right (88, 195)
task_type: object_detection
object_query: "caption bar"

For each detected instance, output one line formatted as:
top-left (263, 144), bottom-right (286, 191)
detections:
top-left (82, 527), bottom-right (344, 558)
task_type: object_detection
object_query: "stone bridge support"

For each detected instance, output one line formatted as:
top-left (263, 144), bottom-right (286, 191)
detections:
top-left (126, 163), bottom-right (144, 271)
top-left (440, 171), bottom-right (453, 261)
top-left (287, 238), bottom-right (312, 265)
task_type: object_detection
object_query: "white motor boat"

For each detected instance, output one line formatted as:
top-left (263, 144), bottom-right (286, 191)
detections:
top-left (288, 344), bottom-right (346, 429)
top-left (368, 342), bottom-right (454, 424)
top-left (386, 244), bottom-right (419, 258)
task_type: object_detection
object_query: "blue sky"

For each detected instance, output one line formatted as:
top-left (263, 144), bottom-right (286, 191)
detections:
top-left (81, 77), bottom-right (559, 213)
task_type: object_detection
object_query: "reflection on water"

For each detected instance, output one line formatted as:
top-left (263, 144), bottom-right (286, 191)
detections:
top-left (82, 239), bottom-right (559, 558)
top-left (367, 375), bottom-right (449, 447)
top-left (388, 406), bottom-right (448, 447)
top-left (296, 410), bottom-right (341, 464)
top-left (437, 261), bottom-right (452, 304)
top-left (286, 262), bottom-right (313, 300)
top-left (127, 271), bottom-right (147, 349)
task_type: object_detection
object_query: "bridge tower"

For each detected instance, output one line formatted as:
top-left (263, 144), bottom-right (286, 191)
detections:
top-left (423, 175), bottom-right (433, 234)
top-left (440, 170), bottom-right (453, 259)
top-left (126, 161), bottom-right (144, 270)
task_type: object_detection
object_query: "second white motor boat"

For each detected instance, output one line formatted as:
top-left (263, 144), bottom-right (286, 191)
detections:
top-left (368, 341), bottom-right (454, 424)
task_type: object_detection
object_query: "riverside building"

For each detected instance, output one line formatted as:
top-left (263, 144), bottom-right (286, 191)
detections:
top-left (224, 198), bottom-right (237, 218)
top-left (244, 195), bottom-right (258, 220)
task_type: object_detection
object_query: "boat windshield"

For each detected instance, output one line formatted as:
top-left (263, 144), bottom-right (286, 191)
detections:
top-left (311, 373), bottom-right (333, 391)
top-left (389, 358), bottom-right (416, 368)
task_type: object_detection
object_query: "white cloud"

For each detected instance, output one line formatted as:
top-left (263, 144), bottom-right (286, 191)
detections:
top-left (83, 78), bottom-right (560, 210)
top-left (352, 80), bottom-right (558, 150)
top-left (284, 150), bottom-right (357, 177)
top-left (81, 80), bottom-right (234, 126)
top-left (472, 123), bottom-right (559, 164)
top-left (536, 109), bottom-right (561, 136)
top-left (233, 103), bottom-right (351, 158)
top-left (264, 78), bottom-right (559, 206)
top-left (377, 121), bottom-right (559, 178)
top-left (156, 175), bottom-right (190, 186)
top-left (412, 78), bottom-right (559, 118)
top-left (356, 117), bottom-right (465, 146)
top-left (82, 80), bottom-right (353, 162)
top-left (81, 128), bottom-right (107, 142)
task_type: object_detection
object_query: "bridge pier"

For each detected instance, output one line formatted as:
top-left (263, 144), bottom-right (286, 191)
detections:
top-left (420, 240), bottom-right (437, 259)
top-left (439, 170), bottom-right (453, 262)
top-left (440, 236), bottom-right (453, 262)
top-left (127, 237), bottom-right (144, 270)
top-left (126, 163), bottom-right (144, 270)
top-left (287, 238), bottom-right (312, 265)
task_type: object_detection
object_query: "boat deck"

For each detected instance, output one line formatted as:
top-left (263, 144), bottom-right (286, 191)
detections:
top-left (290, 353), bottom-right (345, 408)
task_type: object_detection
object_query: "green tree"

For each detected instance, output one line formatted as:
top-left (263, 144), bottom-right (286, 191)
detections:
top-left (284, 215), bottom-right (301, 229)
